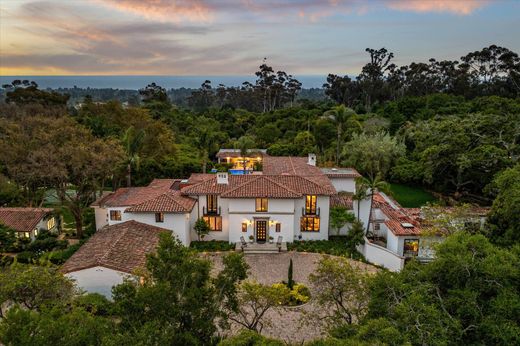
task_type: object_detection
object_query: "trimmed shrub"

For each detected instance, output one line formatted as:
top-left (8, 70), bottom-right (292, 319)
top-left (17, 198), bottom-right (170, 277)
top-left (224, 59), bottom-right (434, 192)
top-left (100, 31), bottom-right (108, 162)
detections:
top-left (190, 240), bottom-right (235, 252)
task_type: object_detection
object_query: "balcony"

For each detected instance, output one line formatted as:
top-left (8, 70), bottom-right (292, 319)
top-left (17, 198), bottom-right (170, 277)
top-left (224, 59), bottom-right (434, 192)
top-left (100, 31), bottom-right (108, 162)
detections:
top-left (203, 206), bottom-right (221, 216)
top-left (302, 207), bottom-right (320, 217)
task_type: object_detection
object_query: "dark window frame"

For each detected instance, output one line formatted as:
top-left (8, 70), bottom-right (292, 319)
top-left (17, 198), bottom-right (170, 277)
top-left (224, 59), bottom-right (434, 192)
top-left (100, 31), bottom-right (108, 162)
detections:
top-left (110, 210), bottom-right (122, 221)
top-left (255, 198), bottom-right (268, 212)
top-left (275, 223), bottom-right (281, 232)
top-left (206, 195), bottom-right (218, 214)
top-left (155, 212), bottom-right (164, 223)
top-left (300, 216), bottom-right (320, 232)
top-left (403, 239), bottom-right (419, 256)
top-left (203, 216), bottom-right (222, 231)
top-left (305, 195), bottom-right (317, 215)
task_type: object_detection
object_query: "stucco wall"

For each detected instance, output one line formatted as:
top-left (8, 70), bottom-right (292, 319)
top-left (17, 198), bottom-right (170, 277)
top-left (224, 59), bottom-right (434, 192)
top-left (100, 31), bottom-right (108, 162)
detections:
top-left (228, 198), bottom-right (296, 243)
top-left (93, 206), bottom-right (108, 230)
top-left (106, 207), bottom-right (191, 245)
top-left (358, 239), bottom-right (405, 272)
top-left (66, 266), bottom-right (134, 299)
top-left (329, 177), bottom-right (356, 193)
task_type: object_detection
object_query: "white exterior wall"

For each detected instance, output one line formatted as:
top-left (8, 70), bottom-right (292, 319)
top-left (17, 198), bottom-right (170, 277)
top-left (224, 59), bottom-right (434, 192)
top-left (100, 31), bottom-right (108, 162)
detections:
top-left (191, 195), bottom-right (230, 242)
top-left (386, 229), bottom-right (400, 253)
top-left (358, 239), bottom-right (405, 272)
top-left (354, 197), bottom-right (372, 229)
top-left (292, 196), bottom-right (330, 241)
top-left (228, 198), bottom-right (296, 243)
top-left (93, 206), bottom-right (108, 230)
top-left (66, 266), bottom-right (134, 299)
top-left (106, 207), bottom-right (192, 245)
top-left (329, 177), bottom-right (356, 193)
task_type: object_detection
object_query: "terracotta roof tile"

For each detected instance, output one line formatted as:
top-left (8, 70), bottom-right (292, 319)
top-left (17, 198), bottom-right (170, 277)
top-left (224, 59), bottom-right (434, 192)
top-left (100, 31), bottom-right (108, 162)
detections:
top-left (125, 191), bottom-right (196, 213)
top-left (94, 179), bottom-right (176, 208)
top-left (321, 167), bottom-right (362, 178)
top-left (182, 174), bottom-right (335, 198)
top-left (0, 207), bottom-right (53, 232)
top-left (221, 176), bottom-right (301, 198)
top-left (61, 220), bottom-right (165, 274)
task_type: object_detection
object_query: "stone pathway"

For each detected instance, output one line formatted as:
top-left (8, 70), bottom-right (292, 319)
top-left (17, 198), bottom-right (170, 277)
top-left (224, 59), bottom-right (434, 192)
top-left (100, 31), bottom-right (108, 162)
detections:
top-left (204, 251), bottom-right (377, 342)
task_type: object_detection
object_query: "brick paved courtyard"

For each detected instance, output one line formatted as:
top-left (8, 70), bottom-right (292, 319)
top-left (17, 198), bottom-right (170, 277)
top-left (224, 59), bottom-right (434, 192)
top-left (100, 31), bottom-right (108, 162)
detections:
top-left (204, 251), bottom-right (377, 342)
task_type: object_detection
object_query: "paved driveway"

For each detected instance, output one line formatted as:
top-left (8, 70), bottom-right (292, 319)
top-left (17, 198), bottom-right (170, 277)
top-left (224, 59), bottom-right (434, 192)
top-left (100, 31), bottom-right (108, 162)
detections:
top-left (204, 251), bottom-right (377, 342)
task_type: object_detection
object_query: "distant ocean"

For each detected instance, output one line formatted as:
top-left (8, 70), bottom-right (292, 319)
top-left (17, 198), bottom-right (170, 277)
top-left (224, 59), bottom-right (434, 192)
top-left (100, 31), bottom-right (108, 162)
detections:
top-left (0, 75), bottom-right (327, 90)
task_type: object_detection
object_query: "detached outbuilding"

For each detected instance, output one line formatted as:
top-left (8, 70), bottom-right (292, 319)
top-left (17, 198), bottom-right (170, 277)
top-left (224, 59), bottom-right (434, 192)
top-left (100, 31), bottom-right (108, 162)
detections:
top-left (60, 220), bottom-right (165, 298)
top-left (0, 207), bottom-right (58, 241)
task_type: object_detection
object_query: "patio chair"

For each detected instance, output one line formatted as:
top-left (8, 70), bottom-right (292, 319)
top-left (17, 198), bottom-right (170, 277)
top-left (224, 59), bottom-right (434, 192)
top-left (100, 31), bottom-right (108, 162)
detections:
top-left (276, 236), bottom-right (283, 252)
top-left (240, 236), bottom-right (247, 251)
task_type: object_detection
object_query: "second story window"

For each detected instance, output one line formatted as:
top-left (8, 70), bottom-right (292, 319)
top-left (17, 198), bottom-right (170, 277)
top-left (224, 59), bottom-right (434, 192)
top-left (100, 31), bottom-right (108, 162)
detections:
top-left (256, 198), bottom-right (268, 212)
top-left (206, 195), bottom-right (218, 214)
top-left (155, 212), bottom-right (164, 223)
top-left (110, 210), bottom-right (122, 221)
top-left (305, 195), bottom-right (317, 214)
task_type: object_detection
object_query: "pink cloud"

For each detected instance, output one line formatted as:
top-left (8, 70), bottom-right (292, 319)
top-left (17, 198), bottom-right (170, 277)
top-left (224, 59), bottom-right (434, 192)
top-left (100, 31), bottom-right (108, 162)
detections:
top-left (96, 0), bottom-right (213, 23)
top-left (387, 0), bottom-right (488, 15)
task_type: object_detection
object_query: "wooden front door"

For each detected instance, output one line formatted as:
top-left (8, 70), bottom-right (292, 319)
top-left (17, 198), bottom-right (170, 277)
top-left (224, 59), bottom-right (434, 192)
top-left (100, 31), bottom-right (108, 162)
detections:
top-left (256, 220), bottom-right (267, 243)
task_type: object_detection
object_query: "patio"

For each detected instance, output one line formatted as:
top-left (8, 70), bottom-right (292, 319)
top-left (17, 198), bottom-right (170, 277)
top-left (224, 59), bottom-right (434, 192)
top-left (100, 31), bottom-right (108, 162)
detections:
top-left (204, 252), bottom-right (377, 342)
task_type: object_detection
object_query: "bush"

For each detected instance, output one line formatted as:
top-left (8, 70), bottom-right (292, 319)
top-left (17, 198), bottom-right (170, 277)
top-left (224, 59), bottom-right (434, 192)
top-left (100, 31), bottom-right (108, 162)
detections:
top-left (27, 237), bottom-right (68, 253)
top-left (16, 251), bottom-right (38, 263)
top-left (73, 293), bottom-right (113, 316)
top-left (218, 329), bottom-right (284, 345)
top-left (271, 282), bottom-right (311, 306)
top-left (190, 240), bottom-right (235, 252)
top-left (287, 238), bottom-right (363, 260)
top-left (41, 242), bottom-right (83, 264)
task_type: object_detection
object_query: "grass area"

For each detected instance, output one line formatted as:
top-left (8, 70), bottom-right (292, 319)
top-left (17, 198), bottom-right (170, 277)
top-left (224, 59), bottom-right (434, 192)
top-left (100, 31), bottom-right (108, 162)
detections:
top-left (388, 183), bottom-right (437, 208)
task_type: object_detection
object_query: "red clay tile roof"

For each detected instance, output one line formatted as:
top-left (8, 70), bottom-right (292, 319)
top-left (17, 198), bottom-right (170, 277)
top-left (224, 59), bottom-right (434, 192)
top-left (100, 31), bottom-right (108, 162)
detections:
top-left (373, 193), bottom-right (422, 236)
top-left (320, 167), bottom-right (362, 178)
top-left (61, 220), bottom-right (165, 274)
top-left (330, 193), bottom-right (354, 210)
top-left (125, 191), bottom-right (196, 213)
top-left (182, 174), bottom-right (336, 198)
top-left (221, 176), bottom-right (301, 198)
top-left (0, 207), bottom-right (53, 232)
top-left (384, 219), bottom-right (422, 236)
top-left (93, 179), bottom-right (177, 208)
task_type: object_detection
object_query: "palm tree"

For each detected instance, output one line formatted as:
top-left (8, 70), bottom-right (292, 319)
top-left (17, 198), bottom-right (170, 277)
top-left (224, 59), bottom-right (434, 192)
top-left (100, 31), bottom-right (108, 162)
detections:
top-left (122, 126), bottom-right (145, 187)
top-left (358, 174), bottom-right (390, 237)
top-left (352, 177), bottom-right (368, 222)
top-left (236, 136), bottom-right (255, 174)
top-left (322, 105), bottom-right (357, 165)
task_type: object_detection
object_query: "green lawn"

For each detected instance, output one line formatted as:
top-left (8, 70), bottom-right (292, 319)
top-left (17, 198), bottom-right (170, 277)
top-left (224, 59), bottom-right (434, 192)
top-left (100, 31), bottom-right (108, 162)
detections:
top-left (388, 183), bottom-right (437, 208)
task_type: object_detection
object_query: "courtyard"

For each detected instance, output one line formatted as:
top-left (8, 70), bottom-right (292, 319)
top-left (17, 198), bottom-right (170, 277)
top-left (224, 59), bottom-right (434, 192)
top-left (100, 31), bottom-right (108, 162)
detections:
top-left (205, 251), bottom-right (377, 342)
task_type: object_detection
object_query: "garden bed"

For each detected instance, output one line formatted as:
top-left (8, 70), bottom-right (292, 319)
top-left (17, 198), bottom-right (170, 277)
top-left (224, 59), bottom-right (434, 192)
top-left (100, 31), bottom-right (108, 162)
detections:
top-left (287, 238), bottom-right (363, 260)
top-left (190, 240), bottom-right (235, 252)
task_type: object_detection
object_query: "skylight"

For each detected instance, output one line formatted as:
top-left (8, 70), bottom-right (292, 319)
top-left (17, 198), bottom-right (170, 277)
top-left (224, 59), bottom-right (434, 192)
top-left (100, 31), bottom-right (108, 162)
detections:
top-left (401, 222), bottom-right (414, 228)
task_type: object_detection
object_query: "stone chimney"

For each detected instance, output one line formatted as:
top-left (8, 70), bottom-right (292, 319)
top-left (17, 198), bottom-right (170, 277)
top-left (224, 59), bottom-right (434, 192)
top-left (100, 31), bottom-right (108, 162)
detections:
top-left (308, 153), bottom-right (316, 166)
top-left (217, 172), bottom-right (229, 184)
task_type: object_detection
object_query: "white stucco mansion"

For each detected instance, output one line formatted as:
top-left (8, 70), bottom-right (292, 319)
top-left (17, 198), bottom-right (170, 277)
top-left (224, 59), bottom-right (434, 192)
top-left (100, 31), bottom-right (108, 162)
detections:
top-left (86, 153), bottom-right (445, 271)
top-left (64, 152), bottom-right (490, 296)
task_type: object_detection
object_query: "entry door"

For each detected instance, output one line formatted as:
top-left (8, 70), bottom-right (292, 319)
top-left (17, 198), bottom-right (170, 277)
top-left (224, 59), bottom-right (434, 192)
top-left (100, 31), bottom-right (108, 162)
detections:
top-left (256, 220), bottom-right (267, 242)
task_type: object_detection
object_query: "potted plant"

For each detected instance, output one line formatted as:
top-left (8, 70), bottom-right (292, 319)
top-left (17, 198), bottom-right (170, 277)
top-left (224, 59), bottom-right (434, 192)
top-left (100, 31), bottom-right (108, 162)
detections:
top-left (269, 236), bottom-right (274, 243)
top-left (249, 235), bottom-right (254, 243)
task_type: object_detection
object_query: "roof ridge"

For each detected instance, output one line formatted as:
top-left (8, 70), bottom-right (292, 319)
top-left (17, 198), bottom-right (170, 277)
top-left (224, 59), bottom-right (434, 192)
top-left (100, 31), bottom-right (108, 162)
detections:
top-left (220, 175), bottom-right (263, 196)
top-left (262, 176), bottom-right (302, 196)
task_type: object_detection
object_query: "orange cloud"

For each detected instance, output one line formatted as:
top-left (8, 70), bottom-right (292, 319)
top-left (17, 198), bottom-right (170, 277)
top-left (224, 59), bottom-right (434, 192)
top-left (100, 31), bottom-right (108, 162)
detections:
top-left (96, 0), bottom-right (213, 23)
top-left (388, 0), bottom-right (488, 15)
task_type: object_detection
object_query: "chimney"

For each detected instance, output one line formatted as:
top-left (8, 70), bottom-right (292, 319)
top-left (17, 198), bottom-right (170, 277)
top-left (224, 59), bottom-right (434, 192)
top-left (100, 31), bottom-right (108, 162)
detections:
top-left (308, 153), bottom-right (316, 166)
top-left (217, 172), bottom-right (229, 185)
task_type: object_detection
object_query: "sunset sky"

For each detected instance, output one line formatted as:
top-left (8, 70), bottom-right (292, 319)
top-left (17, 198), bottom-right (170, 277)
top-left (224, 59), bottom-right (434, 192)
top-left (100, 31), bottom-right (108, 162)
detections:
top-left (1, 0), bottom-right (518, 76)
